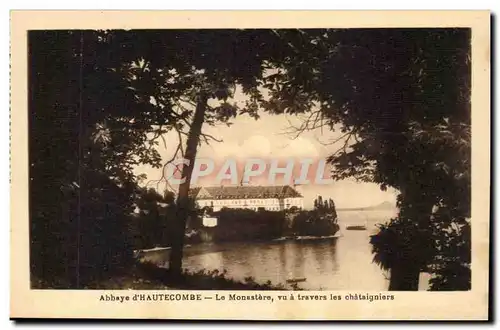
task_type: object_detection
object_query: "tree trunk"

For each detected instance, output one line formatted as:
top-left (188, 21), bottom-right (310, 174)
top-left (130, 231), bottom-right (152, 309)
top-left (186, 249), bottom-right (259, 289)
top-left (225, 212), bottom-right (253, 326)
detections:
top-left (389, 260), bottom-right (420, 290)
top-left (388, 188), bottom-right (435, 291)
top-left (168, 93), bottom-right (207, 279)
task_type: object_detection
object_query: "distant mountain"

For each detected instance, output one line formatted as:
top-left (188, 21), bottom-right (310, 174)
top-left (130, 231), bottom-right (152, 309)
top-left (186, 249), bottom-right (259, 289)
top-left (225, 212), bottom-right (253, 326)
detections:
top-left (337, 201), bottom-right (396, 211)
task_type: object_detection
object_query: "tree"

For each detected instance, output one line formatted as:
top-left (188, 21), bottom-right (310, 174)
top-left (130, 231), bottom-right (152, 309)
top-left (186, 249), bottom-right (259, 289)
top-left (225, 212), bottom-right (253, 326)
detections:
top-left (123, 30), bottom-right (308, 278)
top-left (317, 196), bottom-right (323, 210)
top-left (329, 199), bottom-right (338, 221)
top-left (260, 29), bottom-right (471, 290)
top-left (134, 188), bottom-right (169, 249)
top-left (29, 30), bottom-right (173, 287)
top-left (31, 29), bottom-right (311, 281)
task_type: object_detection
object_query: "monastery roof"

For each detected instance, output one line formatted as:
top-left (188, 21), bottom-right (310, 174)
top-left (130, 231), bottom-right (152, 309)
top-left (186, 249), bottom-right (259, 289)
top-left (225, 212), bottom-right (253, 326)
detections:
top-left (191, 185), bottom-right (303, 200)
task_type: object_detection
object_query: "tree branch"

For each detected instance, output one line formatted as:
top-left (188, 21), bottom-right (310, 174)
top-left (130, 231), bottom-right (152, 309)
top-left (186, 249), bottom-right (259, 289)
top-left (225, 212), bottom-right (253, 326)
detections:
top-left (329, 129), bottom-right (357, 158)
top-left (281, 110), bottom-right (329, 140)
top-left (199, 132), bottom-right (223, 146)
top-left (315, 130), bottom-right (352, 146)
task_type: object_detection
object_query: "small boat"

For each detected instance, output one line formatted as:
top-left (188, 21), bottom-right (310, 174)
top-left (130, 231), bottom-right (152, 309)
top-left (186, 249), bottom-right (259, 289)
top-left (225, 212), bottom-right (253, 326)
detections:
top-left (294, 235), bottom-right (340, 241)
top-left (345, 222), bottom-right (367, 230)
top-left (286, 278), bottom-right (306, 283)
top-left (139, 246), bottom-right (172, 253)
top-left (272, 236), bottom-right (294, 241)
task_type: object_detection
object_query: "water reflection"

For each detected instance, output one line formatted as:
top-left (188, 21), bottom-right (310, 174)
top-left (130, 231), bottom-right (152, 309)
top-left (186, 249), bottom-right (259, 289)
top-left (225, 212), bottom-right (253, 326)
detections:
top-left (178, 235), bottom-right (384, 290)
top-left (148, 210), bottom-right (431, 290)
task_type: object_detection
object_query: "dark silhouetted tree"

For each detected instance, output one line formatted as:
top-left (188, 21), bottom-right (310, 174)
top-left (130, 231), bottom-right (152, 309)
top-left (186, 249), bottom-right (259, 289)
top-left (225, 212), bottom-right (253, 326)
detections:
top-left (261, 29), bottom-right (471, 290)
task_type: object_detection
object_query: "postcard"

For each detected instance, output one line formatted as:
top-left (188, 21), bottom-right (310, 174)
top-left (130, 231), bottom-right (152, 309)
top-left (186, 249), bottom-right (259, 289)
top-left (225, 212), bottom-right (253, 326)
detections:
top-left (10, 10), bottom-right (490, 320)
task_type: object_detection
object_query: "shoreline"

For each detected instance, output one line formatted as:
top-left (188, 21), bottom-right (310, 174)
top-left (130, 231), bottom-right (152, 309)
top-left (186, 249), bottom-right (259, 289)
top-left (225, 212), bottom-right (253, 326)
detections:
top-left (272, 233), bottom-right (342, 241)
top-left (136, 234), bottom-right (342, 256)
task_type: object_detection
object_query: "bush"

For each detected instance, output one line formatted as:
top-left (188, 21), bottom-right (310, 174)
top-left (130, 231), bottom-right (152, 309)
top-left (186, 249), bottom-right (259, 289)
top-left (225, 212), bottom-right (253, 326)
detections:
top-left (212, 208), bottom-right (286, 242)
top-left (137, 261), bottom-right (291, 290)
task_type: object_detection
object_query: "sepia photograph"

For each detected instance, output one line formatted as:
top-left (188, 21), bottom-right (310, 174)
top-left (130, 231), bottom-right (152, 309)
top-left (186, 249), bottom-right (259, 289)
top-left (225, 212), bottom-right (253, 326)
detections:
top-left (10, 11), bottom-right (490, 320)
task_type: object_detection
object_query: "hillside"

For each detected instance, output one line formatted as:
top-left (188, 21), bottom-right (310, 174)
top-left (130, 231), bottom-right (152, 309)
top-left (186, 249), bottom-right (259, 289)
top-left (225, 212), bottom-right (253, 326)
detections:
top-left (337, 201), bottom-right (396, 211)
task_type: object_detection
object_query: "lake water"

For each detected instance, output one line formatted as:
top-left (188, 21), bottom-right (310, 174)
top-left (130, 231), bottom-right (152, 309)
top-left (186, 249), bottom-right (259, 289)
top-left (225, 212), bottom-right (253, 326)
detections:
top-left (143, 210), bottom-right (430, 290)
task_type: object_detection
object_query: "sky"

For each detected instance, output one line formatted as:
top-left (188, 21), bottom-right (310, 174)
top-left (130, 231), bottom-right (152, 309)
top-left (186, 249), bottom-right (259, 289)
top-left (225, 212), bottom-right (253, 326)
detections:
top-left (133, 88), bottom-right (399, 209)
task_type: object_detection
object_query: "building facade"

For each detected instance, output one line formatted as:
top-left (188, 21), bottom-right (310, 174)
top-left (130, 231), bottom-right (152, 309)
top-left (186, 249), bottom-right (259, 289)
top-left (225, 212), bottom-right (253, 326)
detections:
top-left (191, 185), bottom-right (304, 212)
